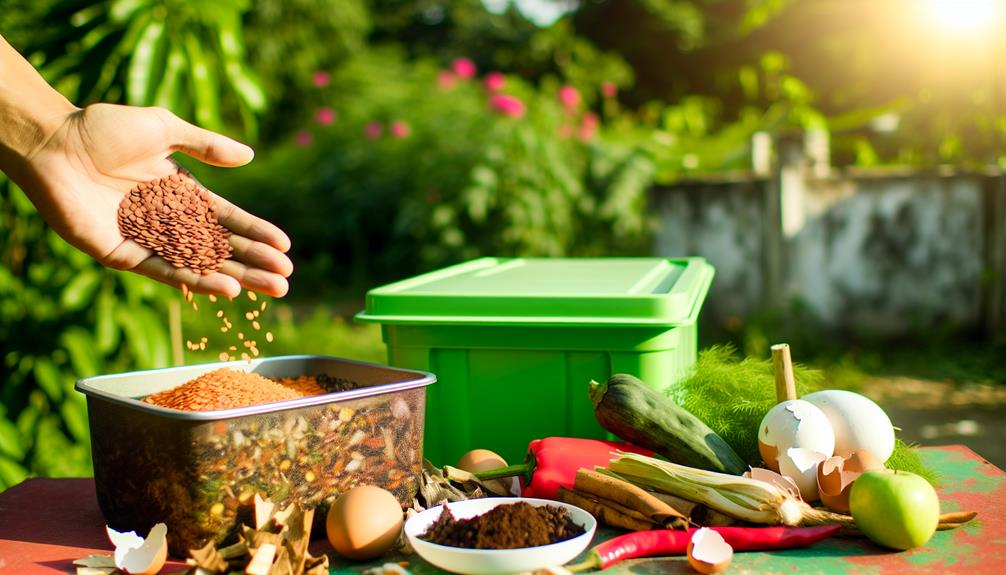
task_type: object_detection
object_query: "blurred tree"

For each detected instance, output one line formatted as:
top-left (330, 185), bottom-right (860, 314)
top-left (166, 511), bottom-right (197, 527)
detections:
top-left (244, 0), bottom-right (371, 140)
top-left (24, 0), bottom-right (266, 140)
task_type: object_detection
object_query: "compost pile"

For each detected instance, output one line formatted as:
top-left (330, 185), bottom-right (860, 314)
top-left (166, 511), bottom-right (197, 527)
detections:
top-left (419, 502), bottom-right (584, 549)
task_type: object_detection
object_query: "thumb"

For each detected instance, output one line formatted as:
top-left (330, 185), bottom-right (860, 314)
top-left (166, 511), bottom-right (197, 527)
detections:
top-left (169, 115), bottom-right (255, 167)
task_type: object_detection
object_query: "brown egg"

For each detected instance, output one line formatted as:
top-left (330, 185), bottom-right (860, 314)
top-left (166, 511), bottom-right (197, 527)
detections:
top-left (326, 486), bottom-right (403, 560)
top-left (457, 449), bottom-right (519, 496)
top-left (817, 456), bottom-right (860, 513)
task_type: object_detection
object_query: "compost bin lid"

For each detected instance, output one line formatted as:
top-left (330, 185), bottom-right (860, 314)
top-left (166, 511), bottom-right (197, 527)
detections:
top-left (356, 257), bottom-right (714, 326)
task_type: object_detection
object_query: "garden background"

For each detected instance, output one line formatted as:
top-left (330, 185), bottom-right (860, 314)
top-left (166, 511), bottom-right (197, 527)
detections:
top-left (1, 0), bottom-right (1004, 490)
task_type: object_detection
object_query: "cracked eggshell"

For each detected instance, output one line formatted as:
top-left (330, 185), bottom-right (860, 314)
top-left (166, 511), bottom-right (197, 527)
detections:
top-left (758, 399), bottom-right (835, 472)
top-left (778, 448), bottom-right (830, 501)
top-left (802, 390), bottom-right (895, 462)
top-left (744, 467), bottom-right (802, 499)
top-left (687, 528), bottom-right (733, 574)
top-left (108, 523), bottom-right (168, 575)
top-left (817, 455), bottom-right (860, 513)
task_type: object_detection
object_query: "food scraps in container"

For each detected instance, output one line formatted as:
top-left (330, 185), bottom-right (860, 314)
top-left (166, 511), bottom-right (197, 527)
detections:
top-left (419, 502), bottom-right (585, 549)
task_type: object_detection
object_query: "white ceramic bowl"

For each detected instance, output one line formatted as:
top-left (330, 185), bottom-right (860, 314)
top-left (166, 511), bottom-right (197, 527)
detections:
top-left (404, 497), bottom-right (597, 575)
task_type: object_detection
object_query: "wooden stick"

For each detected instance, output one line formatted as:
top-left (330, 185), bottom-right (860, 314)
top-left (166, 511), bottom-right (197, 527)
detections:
top-left (557, 487), bottom-right (659, 532)
top-left (771, 343), bottom-right (797, 402)
top-left (575, 469), bottom-right (689, 525)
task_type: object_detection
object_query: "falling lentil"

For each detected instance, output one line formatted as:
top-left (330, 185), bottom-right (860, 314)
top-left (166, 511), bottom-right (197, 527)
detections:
top-left (252, 321), bottom-right (261, 330)
top-left (266, 332), bottom-right (274, 343)
top-left (248, 291), bottom-right (258, 301)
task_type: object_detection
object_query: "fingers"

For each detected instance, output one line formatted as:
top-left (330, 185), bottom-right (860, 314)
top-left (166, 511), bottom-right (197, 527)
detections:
top-left (132, 257), bottom-right (242, 298)
top-left (212, 192), bottom-right (292, 253)
top-left (218, 260), bottom-right (289, 298)
top-left (229, 234), bottom-right (294, 277)
top-left (165, 112), bottom-right (255, 167)
top-left (130, 249), bottom-right (289, 298)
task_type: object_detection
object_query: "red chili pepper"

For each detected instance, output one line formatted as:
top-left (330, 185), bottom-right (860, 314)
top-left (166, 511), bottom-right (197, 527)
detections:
top-left (473, 437), bottom-right (651, 499)
top-left (567, 524), bottom-right (842, 572)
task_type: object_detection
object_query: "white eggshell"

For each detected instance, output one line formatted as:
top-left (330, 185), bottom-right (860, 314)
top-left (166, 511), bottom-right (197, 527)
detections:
top-left (777, 448), bottom-right (829, 501)
top-left (758, 399), bottom-right (836, 462)
top-left (802, 390), bottom-right (895, 462)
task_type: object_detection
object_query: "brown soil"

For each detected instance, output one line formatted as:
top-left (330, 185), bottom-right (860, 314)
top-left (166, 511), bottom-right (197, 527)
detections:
top-left (419, 502), bottom-right (584, 549)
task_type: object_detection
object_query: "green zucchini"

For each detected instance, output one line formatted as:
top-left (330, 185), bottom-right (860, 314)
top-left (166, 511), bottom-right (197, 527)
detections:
top-left (590, 373), bottom-right (747, 475)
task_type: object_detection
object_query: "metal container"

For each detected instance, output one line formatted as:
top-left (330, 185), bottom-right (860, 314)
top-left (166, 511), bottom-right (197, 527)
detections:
top-left (75, 355), bottom-right (434, 555)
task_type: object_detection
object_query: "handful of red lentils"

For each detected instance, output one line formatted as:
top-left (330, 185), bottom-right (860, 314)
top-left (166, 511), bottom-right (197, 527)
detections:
top-left (117, 171), bottom-right (232, 274)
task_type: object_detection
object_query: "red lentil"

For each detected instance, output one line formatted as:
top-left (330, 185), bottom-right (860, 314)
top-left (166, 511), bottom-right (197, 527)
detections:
top-left (144, 368), bottom-right (329, 411)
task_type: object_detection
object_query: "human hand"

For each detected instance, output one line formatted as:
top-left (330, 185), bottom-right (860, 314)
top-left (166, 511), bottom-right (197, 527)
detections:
top-left (17, 103), bottom-right (292, 297)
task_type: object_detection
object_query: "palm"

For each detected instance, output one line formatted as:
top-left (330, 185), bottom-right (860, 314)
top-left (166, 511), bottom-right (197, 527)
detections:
top-left (31, 106), bottom-right (173, 262)
top-left (26, 104), bottom-right (292, 297)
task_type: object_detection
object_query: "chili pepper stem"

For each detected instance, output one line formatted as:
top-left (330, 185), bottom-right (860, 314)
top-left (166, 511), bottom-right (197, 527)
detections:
top-left (471, 456), bottom-right (536, 486)
top-left (565, 553), bottom-right (600, 573)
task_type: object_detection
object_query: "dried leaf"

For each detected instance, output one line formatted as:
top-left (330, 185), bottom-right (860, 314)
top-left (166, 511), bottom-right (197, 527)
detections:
top-left (186, 541), bottom-right (229, 573)
top-left (73, 555), bottom-right (117, 568)
top-left (246, 542), bottom-right (277, 575)
top-left (254, 493), bottom-right (276, 530)
top-left (76, 567), bottom-right (117, 575)
top-left (303, 552), bottom-right (330, 575)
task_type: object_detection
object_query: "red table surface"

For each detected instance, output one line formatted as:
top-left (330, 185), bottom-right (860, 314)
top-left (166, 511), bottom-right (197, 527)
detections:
top-left (0, 445), bottom-right (1003, 574)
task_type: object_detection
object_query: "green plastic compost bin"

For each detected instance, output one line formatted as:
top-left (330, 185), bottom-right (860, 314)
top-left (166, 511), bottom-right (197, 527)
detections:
top-left (356, 257), bottom-right (714, 466)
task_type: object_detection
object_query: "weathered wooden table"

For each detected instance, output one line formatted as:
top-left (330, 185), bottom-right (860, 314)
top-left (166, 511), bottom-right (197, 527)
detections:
top-left (0, 446), bottom-right (1002, 574)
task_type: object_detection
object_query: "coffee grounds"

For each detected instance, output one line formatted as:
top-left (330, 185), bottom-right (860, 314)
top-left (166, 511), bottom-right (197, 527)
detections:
top-left (117, 171), bottom-right (232, 275)
top-left (419, 502), bottom-right (585, 549)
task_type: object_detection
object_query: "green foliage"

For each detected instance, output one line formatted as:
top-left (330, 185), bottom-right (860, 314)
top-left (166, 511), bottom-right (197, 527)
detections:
top-left (668, 345), bottom-right (824, 466)
top-left (196, 47), bottom-right (655, 293)
top-left (887, 439), bottom-right (939, 486)
top-left (0, 176), bottom-right (176, 489)
top-left (26, 0), bottom-right (265, 138)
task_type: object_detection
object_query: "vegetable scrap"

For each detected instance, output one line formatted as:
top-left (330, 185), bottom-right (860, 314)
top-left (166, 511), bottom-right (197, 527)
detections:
top-left (556, 468), bottom-right (689, 531)
top-left (419, 502), bottom-right (584, 549)
top-left (143, 369), bottom-right (327, 411)
top-left (470, 436), bottom-right (652, 499)
top-left (566, 525), bottom-right (841, 572)
top-left (590, 374), bottom-right (747, 475)
top-left (183, 495), bottom-right (328, 575)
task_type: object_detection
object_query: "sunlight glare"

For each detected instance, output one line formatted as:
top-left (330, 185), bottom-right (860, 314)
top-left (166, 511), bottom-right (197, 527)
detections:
top-left (924, 0), bottom-right (1002, 34)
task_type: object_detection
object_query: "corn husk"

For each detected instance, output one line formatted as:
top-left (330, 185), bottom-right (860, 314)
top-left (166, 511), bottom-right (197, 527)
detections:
top-left (604, 452), bottom-right (852, 527)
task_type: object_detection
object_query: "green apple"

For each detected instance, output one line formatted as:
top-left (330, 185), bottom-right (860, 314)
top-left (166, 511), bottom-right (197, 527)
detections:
top-left (849, 469), bottom-right (940, 550)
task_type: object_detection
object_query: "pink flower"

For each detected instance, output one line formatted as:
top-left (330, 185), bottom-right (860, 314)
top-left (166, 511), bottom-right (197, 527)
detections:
top-left (489, 94), bottom-right (526, 118)
top-left (315, 107), bottom-right (336, 125)
top-left (579, 113), bottom-right (600, 140)
top-left (558, 85), bottom-right (581, 111)
top-left (557, 124), bottom-right (574, 139)
top-left (390, 120), bottom-right (411, 139)
top-left (484, 72), bottom-right (506, 93)
top-left (312, 71), bottom-right (330, 88)
top-left (602, 81), bottom-right (617, 99)
top-left (294, 130), bottom-right (312, 147)
top-left (438, 71), bottom-right (457, 90)
top-left (452, 58), bottom-right (477, 79)
top-left (365, 122), bottom-right (382, 139)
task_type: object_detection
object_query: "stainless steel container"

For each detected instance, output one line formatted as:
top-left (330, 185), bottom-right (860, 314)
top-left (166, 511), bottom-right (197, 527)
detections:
top-left (75, 355), bottom-right (435, 555)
